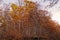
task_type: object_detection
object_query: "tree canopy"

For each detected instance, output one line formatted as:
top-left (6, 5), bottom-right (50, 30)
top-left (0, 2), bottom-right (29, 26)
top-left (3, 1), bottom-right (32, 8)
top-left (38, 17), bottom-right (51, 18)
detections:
top-left (0, 0), bottom-right (60, 40)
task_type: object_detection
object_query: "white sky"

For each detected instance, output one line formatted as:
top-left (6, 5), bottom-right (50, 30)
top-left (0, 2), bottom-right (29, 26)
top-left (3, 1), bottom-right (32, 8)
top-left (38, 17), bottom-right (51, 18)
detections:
top-left (3, 0), bottom-right (19, 5)
top-left (1, 0), bottom-right (60, 24)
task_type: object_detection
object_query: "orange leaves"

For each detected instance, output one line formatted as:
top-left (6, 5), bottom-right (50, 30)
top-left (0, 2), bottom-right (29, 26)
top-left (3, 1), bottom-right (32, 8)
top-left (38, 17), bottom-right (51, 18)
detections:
top-left (25, 1), bottom-right (36, 12)
top-left (1, 0), bottom-right (60, 39)
top-left (10, 1), bottom-right (36, 22)
top-left (10, 11), bottom-right (21, 22)
top-left (10, 4), bottom-right (21, 22)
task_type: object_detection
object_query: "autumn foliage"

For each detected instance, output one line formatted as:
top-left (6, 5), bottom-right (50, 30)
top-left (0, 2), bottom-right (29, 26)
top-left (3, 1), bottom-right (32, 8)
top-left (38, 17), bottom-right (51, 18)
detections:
top-left (0, 0), bottom-right (60, 40)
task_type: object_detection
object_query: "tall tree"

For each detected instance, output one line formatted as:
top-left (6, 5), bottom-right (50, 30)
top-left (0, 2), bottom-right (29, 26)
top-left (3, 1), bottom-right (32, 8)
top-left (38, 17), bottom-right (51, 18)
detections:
top-left (0, 0), bottom-right (60, 40)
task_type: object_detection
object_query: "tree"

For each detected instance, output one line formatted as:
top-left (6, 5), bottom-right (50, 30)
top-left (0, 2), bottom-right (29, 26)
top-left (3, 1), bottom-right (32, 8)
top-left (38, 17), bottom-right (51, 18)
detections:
top-left (0, 0), bottom-right (60, 40)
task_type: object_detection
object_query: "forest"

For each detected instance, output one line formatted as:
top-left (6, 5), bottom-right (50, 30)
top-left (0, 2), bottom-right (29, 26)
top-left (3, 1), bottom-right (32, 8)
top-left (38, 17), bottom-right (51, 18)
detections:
top-left (0, 0), bottom-right (60, 40)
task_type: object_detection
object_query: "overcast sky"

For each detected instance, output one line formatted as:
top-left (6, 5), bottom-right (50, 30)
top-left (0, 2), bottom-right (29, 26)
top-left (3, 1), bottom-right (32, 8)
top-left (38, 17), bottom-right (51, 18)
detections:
top-left (1, 0), bottom-right (60, 24)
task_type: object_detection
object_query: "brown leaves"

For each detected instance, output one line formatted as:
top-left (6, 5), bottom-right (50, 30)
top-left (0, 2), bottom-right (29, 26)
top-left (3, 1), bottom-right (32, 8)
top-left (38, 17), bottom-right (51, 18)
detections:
top-left (0, 0), bottom-right (60, 40)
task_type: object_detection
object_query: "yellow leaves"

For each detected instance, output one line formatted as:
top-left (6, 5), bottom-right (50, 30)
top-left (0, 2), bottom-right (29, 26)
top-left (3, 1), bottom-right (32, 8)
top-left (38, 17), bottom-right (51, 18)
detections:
top-left (0, 16), bottom-right (5, 23)
top-left (11, 4), bottom-right (18, 11)
top-left (10, 4), bottom-right (22, 21)
top-left (10, 11), bottom-right (15, 18)
top-left (24, 0), bottom-right (28, 2)
top-left (0, 16), bottom-right (6, 26)
top-left (10, 11), bottom-right (20, 21)
top-left (10, 0), bottom-right (36, 22)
